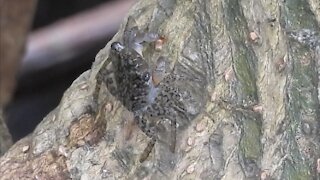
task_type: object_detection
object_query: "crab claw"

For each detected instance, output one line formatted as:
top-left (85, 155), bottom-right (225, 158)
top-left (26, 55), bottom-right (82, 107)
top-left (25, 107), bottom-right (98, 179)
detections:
top-left (152, 56), bottom-right (167, 86)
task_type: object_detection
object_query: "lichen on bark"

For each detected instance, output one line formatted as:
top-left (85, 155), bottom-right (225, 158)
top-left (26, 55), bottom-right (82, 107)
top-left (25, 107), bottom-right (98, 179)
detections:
top-left (1, 0), bottom-right (320, 179)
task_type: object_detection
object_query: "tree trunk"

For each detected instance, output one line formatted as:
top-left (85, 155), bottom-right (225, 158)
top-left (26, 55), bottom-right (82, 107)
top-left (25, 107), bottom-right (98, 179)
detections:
top-left (1, 0), bottom-right (320, 179)
top-left (0, 109), bottom-right (12, 156)
top-left (0, 0), bottom-right (37, 157)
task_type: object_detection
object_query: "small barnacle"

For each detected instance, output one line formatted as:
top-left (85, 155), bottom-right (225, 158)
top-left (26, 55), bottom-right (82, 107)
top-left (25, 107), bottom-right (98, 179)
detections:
top-left (22, 145), bottom-right (30, 153)
top-left (210, 91), bottom-right (217, 102)
top-left (249, 31), bottom-right (259, 42)
top-left (224, 66), bottom-right (235, 82)
top-left (187, 137), bottom-right (194, 146)
top-left (80, 83), bottom-right (89, 90)
top-left (104, 103), bottom-right (113, 112)
top-left (260, 170), bottom-right (270, 180)
top-left (155, 36), bottom-right (166, 51)
top-left (252, 104), bottom-right (263, 113)
top-left (186, 163), bottom-right (195, 174)
top-left (274, 55), bottom-right (287, 73)
top-left (196, 121), bottom-right (206, 132)
top-left (58, 146), bottom-right (69, 157)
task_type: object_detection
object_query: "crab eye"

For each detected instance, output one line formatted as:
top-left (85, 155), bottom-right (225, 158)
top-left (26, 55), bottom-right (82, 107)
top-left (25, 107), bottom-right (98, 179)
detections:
top-left (142, 72), bottom-right (151, 81)
top-left (111, 42), bottom-right (124, 52)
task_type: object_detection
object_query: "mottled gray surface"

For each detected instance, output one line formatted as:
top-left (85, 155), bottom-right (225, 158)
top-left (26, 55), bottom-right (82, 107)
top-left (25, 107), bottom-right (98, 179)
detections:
top-left (1, 0), bottom-right (320, 179)
top-left (0, 109), bottom-right (12, 156)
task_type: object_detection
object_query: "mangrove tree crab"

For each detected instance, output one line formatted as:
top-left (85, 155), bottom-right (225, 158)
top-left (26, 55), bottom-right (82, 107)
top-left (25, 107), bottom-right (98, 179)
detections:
top-left (96, 23), bottom-right (202, 163)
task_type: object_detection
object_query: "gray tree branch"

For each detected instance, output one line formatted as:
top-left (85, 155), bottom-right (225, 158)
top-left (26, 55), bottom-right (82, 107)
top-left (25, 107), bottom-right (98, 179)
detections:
top-left (1, 0), bottom-right (320, 179)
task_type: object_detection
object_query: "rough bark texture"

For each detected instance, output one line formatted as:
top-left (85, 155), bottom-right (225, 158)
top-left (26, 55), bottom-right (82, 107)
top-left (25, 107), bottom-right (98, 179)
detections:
top-left (0, 109), bottom-right (12, 156)
top-left (1, 0), bottom-right (320, 179)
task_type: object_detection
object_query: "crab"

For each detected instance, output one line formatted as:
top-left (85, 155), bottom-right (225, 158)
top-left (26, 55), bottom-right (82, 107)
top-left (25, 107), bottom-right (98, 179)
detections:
top-left (95, 23), bottom-right (202, 163)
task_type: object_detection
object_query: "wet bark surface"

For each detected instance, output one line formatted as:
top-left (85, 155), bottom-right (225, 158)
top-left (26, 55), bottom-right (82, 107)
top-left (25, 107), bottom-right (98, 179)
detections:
top-left (1, 0), bottom-right (320, 179)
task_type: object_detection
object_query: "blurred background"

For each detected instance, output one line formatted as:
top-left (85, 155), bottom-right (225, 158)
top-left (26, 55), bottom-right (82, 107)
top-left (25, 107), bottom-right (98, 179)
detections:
top-left (0, 0), bottom-right (134, 143)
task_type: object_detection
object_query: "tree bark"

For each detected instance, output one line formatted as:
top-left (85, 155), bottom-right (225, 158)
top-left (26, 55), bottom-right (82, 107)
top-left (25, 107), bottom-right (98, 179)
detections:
top-left (0, 109), bottom-right (12, 156)
top-left (1, 0), bottom-right (320, 179)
